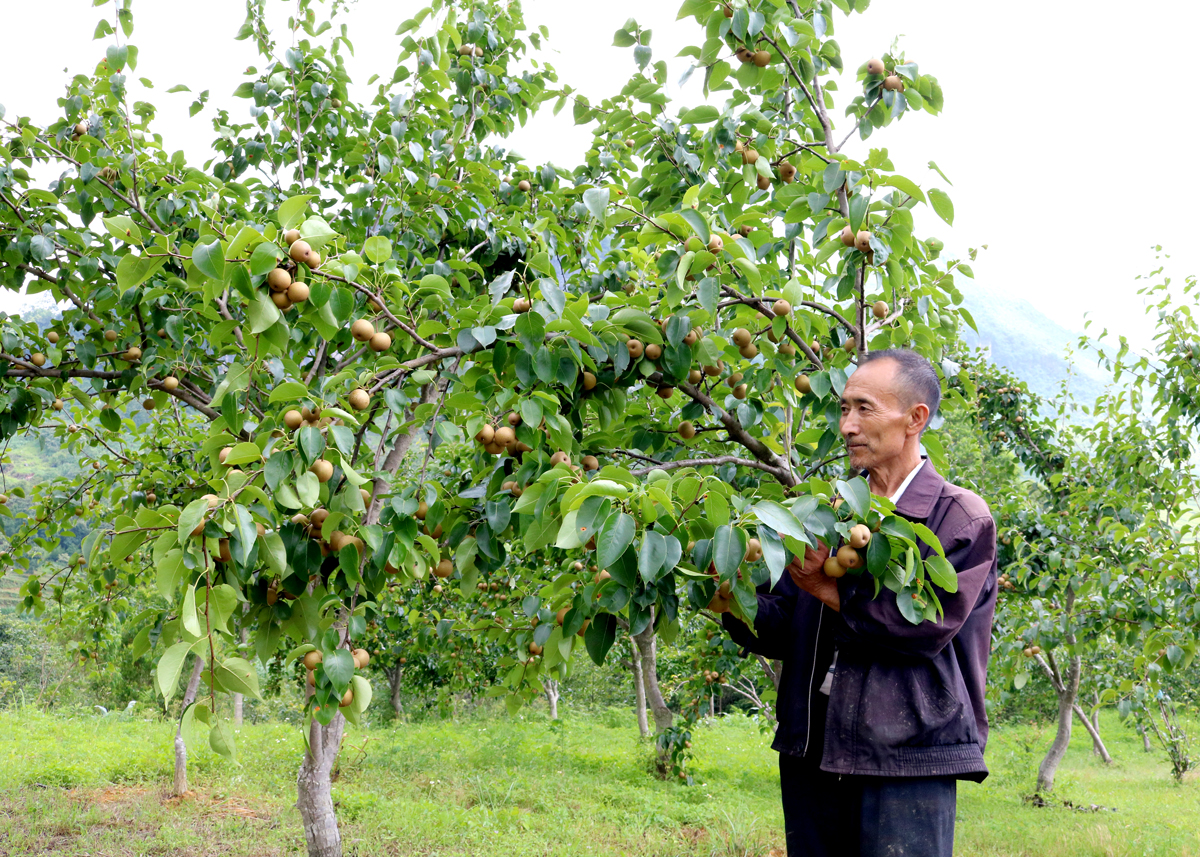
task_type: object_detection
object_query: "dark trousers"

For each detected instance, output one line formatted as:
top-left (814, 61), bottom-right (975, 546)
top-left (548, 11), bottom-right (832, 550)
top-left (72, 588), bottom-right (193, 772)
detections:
top-left (779, 752), bottom-right (956, 857)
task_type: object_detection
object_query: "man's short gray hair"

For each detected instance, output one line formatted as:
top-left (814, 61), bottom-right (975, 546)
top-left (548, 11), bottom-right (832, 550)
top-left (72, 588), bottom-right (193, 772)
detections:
top-left (860, 348), bottom-right (941, 429)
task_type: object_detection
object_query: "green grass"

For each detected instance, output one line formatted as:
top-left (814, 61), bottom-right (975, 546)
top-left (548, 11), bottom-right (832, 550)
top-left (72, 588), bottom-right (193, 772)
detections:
top-left (0, 706), bottom-right (1196, 856)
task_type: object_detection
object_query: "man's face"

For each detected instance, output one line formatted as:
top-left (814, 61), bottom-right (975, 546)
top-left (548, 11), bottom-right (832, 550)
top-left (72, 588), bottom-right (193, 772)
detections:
top-left (839, 360), bottom-right (925, 470)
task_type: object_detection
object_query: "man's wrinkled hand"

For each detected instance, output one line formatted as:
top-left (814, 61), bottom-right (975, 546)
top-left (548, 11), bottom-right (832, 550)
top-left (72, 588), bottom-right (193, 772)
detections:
top-left (787, 542), bottom-right (841, 611)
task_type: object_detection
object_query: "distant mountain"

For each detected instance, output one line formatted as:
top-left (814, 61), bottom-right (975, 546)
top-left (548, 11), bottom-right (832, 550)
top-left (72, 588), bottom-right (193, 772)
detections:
top-left (960, 282), bottom-right (1108, 406)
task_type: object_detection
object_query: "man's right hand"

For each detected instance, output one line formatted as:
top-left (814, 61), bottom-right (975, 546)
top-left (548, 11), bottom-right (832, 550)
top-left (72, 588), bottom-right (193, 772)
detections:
top-left (788, 542), bottom-right (841, 611)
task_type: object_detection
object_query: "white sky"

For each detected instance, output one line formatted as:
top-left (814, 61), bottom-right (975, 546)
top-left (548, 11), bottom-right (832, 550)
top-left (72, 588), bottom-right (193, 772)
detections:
top-left (3, 0), bottom-right (1196, 350)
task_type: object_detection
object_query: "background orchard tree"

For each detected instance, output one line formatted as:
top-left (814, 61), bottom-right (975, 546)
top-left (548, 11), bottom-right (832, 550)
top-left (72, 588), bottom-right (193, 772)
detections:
top-left (2, 0), bottom-right (980, 853)
top-left (973, 353), bottom-right (1199, 792)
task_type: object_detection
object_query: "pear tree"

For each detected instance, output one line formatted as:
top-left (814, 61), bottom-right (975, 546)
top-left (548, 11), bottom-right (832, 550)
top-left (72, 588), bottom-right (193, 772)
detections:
top-left (0, 0), bottom-right (976, 853)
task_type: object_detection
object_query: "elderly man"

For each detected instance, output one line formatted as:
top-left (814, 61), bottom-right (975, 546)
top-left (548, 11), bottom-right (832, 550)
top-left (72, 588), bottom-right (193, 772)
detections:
top-left (719, 349), bottom-right (998, 857)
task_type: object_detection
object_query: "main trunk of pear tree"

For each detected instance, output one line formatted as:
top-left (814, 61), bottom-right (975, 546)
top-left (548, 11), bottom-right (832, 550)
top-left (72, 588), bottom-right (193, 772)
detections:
top-left (633, 624), bottom-right (673, 773)
top-left (388, 665), bottom-right (404, 718)
top-left (630, 638), bottom-right (649, 739)
top-left (172, 656), bottom-right (205, 798)
top-left (544, 679), bottom-right (560, 720)
top-left (297, 713), bottom-right (346, 857)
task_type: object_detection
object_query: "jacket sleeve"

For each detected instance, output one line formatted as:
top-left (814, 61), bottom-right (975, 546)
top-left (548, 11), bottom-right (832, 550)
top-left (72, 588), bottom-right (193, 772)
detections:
top-left (838, 513), bottom-right (996, 659)
top-left (722, 577), bottom-right (798, 661)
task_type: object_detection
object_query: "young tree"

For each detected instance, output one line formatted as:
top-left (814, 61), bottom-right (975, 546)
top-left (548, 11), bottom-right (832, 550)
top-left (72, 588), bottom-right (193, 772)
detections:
top-left (1, 0), bottom-right (974, 852)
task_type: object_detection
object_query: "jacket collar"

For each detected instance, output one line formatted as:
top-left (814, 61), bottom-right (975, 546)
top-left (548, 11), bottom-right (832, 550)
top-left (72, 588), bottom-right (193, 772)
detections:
top-left (891, 459), bottom-right (944, 521)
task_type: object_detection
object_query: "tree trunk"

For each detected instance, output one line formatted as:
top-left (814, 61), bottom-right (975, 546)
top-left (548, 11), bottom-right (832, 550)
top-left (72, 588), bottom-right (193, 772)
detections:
top-left (544, 678), bottom-right (560, 720)
top-left (296, 712), bottom-right (345, 857)
top-left (1037, 651), bottom-right (1081, 792)
top-left (629, 639), bottom-right (648, 738)
top-left (633, 624), bottom-right (672, 735)
top-left (1140, 723), bottom-right (1153, 752)
top-left (1073, 702), bottom-right (1112, 763)
top-left (173, 656), bottom-right (205, 797)
top-left (387, 665), bottom-right (404, 718)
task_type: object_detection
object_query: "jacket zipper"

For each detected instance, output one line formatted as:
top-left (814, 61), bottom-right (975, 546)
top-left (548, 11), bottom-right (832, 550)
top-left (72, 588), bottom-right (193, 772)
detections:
top-left (802, 606), bottom-right (824, 757)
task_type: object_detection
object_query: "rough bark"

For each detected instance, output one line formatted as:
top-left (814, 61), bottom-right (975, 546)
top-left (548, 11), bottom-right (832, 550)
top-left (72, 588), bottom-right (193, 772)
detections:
top-left (1140, 723), bottom-right (1153, 752)
top-left (172, 656), bottom-right (205, 797)
top-left (1037, 651), bottom-right (1080, 792)
top-left (297, 712), bottom-right (346, 857)
top-left (629, 640), bottom-right (649, 738)
top-left (544, 678), bottom-right (560, 720)
top-left (387, 665), bottom-right (404, 718)
top-left (633, 625), bottom-right (672, 735)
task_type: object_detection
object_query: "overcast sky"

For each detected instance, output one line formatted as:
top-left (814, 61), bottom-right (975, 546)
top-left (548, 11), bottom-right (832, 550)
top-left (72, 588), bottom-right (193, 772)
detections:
top-left (2, 0), bottom-right (1195, 351)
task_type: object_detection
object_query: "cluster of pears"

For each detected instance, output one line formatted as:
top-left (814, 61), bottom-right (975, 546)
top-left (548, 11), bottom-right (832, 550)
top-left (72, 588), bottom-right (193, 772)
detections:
top-left (1021, 644), bottom-right (1042, 658)
top-left (702, 668), bottom-right (727, 685)
top-left (997, 571), bottom-right (1018, 592)
top-left (865, 58), bottom-right (905, 93)
top-left (456, 43), bottom-right (485, 57)
top-left (269, 230), bottom-right (320, 312)
top-left (734, 45), bottom-right (772, 67)
top-left (474, 411), bottom-right (529, 456)
top-left (302, 647), bottom-right (370, 707)
top-left (290, 506), bottom-right (371, 559)
top-left (350, 317), bottom-right (393, 353)
top-left (821, 524), bottom-right (873, 578)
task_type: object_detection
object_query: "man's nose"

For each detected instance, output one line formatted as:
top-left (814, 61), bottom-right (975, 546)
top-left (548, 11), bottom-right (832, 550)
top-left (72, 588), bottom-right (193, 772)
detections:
top-left (840, 411), bottom-right (857, 438)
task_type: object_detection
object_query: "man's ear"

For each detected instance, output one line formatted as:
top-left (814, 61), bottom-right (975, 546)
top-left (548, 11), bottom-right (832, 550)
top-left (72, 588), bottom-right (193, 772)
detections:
top-left (907, 403), bottom-right (930, 437)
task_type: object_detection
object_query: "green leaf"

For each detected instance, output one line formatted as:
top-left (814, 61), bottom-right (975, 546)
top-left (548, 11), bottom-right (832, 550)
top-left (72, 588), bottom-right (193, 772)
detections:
top-left (925, 556), bottom-right (958, 593)
top-left (193, 239), bottom-right (226, 280)
top-left (584, 612), bottom-right (617, 665)
top-left (299, 215), bottom-right (339, 251)
top-left (679, 209), bottom-right (710, 244)
top-left (597, 512), bottom-right (635, 570)
top-left (115, 253), bottom-right (166, 294)
top-left (157, 641), bottom-right (193, 700)
top-left (278, 194), bottom-right (314, 230)
top-left (582, 187), bottom-right (609, 220)
top-left (247, 292), bottom-right (281, 334)
top-left (249, 241), bottom-right (281, 276)
top-left (177, 498), bottom-right (209, 545)
top-left (638, 529), bottom-right (667, 583)
top-left (322, 648), bottom-right (356, 694)
top-left (102, 215), bottom-right (142, 244)
top-left (363, 235), bottom-right (393, 264)
top-left (835, 477), bottom-right (871, 519)
top-left (879, 175), bottom-right (926, 204)
top-left (223, 442), bottom-right (262, 466)
top-left (711, 525), bottom-right (746, 580)
top-left (181, 583), bottom-right (202, 637)
top-left (927, 160), bottom-right (953, 186)
top-left (680, 105), bottom-right (719, 124)
top-left (214, 657), bottom-right (262, 699)
top-left (911, 521), bottom-right (945, 558)
top-left (927, 188), bottom-right (954, 226)
top-left (269, 381), bottom-right (309, 403)
top-left (209, 719), bottom-right (236, 761)
top-left (752, 501), bottom-right (808, 541)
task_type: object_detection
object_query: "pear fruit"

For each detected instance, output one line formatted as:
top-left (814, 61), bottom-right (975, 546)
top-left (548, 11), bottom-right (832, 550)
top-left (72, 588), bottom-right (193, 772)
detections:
top-left (351, 319), bottom-right (375, 342)
top-left (267, 268), bottom-right (292, 292)
top-left (866, 58), bottom-right (885, 75)
top-left (873, 300), bottom-right (888, 319)
top-left (289, 240), bottom-right (312, 263)
top-left (370, 331), bottom-right (392, 352)
top-left (678, 421), bottom-right (696, 440)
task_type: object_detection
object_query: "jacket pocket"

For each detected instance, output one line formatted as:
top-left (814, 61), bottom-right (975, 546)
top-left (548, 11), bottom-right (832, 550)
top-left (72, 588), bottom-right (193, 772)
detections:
top-left (856, 654), bottom-right (968, 747)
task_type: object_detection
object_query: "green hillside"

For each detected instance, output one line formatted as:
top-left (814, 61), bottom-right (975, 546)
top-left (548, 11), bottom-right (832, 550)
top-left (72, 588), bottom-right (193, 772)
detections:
top-left (961, 282), bottom-right (1108, 405)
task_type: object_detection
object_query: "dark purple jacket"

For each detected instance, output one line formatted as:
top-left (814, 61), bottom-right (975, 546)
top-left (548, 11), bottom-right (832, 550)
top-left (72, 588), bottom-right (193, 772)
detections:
top-left (725, 463), bottom-right (998, 781)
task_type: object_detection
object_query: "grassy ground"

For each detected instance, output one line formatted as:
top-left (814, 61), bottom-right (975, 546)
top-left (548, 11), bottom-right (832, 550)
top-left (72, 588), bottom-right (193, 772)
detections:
top-left (0, 705), bottom-right (1196, 856)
